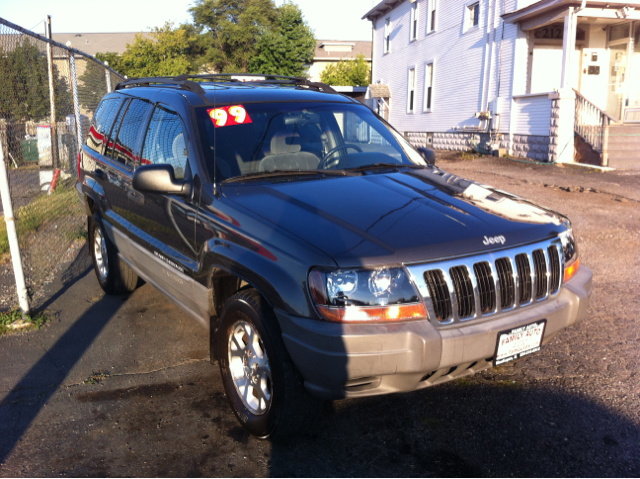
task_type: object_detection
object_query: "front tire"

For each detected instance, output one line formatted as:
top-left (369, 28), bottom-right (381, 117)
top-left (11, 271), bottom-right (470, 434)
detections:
top-left (88, 213), bottom-right (138, 294)
top-left (217, 289), bottom-right (321, 438)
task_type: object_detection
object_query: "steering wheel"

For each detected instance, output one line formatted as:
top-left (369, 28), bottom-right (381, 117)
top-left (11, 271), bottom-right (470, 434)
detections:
top-left (318, 144), bottom-right (363, 169)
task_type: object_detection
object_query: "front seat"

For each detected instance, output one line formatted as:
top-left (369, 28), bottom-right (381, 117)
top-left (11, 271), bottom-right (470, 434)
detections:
top-left (259, 132), bottom-right (320, 172)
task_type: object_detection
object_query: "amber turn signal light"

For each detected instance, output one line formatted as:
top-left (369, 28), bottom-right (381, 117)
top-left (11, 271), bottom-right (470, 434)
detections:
top-left (564, 257), bottom-right (580, 283)
top-left (316, 303), bottom-right (428, 323)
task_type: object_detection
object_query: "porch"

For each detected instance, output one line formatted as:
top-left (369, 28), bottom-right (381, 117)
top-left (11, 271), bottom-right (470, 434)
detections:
top-left (504, 0), bottom-right (640, 168)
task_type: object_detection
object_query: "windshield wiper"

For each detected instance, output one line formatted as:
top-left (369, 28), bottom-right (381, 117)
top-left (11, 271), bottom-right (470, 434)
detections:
top-left (345, 162), bottom-right (427, 172)
top-left (222, 169), bottom-right (354, 184)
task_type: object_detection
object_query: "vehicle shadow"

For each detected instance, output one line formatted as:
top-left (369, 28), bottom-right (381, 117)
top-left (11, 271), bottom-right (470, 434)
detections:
top-left (0, 273), bottom-right (127, 464)
top-left (268, 381), bottom-right (640, 477)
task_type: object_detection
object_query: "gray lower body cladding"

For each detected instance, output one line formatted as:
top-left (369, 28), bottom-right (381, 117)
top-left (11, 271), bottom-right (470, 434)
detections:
top-left (277, 266), bottom-right (592, 400)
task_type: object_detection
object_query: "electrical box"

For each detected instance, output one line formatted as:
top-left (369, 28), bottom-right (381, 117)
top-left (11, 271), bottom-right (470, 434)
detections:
top-left (588, 65), bottom-right (600, 75)
top-left (489, 97), bottom-right (503, 116)
top-left (591, 52), bottom-right (598, 62)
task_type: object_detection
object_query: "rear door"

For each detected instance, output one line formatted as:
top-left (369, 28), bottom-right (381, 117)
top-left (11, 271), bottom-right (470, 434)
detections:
top-left (126, 103), bottom-right (200, 312)
top-left (99, 98), bottom-right (152, 253)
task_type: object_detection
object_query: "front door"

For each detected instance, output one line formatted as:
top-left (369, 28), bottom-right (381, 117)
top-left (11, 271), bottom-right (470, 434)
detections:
top-left (606, 43), bottom-right (628, 121)
top-left (127, 103), bottom-right (199, 312)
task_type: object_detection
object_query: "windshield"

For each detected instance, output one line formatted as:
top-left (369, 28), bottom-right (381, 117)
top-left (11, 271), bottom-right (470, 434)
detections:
top-left (195, 102), bottom-right (427, 182)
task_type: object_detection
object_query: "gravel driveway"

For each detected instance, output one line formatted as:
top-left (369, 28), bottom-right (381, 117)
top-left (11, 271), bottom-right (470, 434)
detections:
top-left (0, 155), bottom-right (638, 477)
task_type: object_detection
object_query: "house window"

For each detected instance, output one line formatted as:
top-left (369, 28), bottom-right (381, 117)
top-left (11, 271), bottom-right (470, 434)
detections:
top-left (408, 68), bottom-right (416, 113)
top-left (428, 0), bottom-right (437, 33)
top-left (384, 18), bottom-right (391, 53)
top-left (410, 2), bottom-right (418, 41)
top-left (467, 2), bottom-right (480, 29)
top-left (424, 63), bottom-right (433, 111)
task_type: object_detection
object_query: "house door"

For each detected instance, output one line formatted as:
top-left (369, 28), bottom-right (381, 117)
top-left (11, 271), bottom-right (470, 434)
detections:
top-left (606, 43), bottom-right (627, 121)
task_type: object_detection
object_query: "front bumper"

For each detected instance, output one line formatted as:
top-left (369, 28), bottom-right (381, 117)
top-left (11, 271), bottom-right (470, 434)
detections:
top-left (277, 266), bottom-right (592, 400)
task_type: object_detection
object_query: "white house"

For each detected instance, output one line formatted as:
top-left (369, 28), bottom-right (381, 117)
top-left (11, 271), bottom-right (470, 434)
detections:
top-left (363, 0), bottom-right (640, 168)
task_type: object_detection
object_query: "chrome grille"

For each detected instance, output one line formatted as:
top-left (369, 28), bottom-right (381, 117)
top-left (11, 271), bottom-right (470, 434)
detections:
top-left (495, 258), bottom-right (515, 309)
top-left (407, 238), bottom-right (563, 326)
top-left (450, 266), bottom-right (475, 318)
top-left (515, 253), bottom-right (532, 304)
top-left (473, 262), bottom-right (496, 314)
top-left (423, 270), bottom-right (451, 322)
top-left (548, 245), bottom-right (561, 294)
top-left (532, 249), bottom-right (548, 299)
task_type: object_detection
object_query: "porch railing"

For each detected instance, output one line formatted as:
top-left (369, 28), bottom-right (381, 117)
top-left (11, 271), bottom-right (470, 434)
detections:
top-left (574, 89), bottom-right (616, 153)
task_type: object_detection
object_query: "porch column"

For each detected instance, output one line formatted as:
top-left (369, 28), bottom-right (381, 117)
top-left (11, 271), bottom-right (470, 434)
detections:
top-left (560, 7), bottom-right (577, 89)
top-left (551, 8), bottom-right (577, 163)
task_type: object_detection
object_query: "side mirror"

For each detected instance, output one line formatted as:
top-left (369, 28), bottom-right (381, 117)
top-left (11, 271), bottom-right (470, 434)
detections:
top-left (417, 147), bottom-right (436, 166)
top-left (132, 164), bottom-right (192, 197)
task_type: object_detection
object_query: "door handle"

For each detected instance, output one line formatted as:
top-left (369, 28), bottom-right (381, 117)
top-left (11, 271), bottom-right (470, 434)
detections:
top-left (128, 189), bottom-right (145, 205)
top-left (95, 169), bottom-right (106, 180)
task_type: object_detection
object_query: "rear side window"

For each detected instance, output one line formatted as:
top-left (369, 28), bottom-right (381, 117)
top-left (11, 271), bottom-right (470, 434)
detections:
top-left (108, 99), bottom-right (151, 167)
top-left (105, 99), bottom-right (129, 161)
top-left (141, 105), bottom-right (188, 179)
top-left (86, 98), bottom-right (120, 153)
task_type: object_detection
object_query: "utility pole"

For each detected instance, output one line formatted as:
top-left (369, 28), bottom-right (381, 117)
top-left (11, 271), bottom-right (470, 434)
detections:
top-left (0, 141), bottom-right (30, 316)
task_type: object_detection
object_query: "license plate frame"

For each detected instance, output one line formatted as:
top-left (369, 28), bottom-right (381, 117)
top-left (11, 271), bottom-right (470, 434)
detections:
top-left (493, 319), bottom-right (547, 366)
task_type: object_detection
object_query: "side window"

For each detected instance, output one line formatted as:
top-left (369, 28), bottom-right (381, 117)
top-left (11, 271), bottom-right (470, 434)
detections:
top-left (86, 98), bottom-right (120, 153)
top-left (141, 105), bottom-right (188, 179)
top-left (105, 99), bottom-right (129, 161)
top-left (109, 99), bottom-right (150, 167)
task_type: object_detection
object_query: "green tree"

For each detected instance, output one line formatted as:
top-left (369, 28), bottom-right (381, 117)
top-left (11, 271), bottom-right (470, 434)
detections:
top-left (248, 2), bottom-right (316, 77)
top-left (190, 0), bottom-right (278, 73)
top-left (118, 22), bottom-right (197, 77)
top-left (0, 41), bottom-right (69, 121)
top-left (320, 53), bottom-right (371, 86)
top-left (96, 52), bottom-right (124, 73)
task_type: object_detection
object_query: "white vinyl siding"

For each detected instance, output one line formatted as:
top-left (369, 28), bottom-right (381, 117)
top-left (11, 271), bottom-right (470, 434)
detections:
top-left (512, 94), bottom-right (552, 136)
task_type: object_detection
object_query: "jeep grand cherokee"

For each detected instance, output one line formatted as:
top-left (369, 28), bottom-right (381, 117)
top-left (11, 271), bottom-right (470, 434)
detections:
top-left (77, 74), bottom-right (592, 438)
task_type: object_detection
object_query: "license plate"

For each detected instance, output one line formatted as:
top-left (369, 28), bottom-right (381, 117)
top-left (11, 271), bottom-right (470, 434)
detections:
top-left (494, 320), bottom-right (547, 366)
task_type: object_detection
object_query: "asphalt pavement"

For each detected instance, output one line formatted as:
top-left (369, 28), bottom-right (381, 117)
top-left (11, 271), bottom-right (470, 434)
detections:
top-left (0, 155), bottom-right (638, 477)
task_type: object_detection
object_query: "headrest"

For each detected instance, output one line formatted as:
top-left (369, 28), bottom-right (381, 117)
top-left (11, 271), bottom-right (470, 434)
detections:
top-left (270, 132), bottom-right (301, 155)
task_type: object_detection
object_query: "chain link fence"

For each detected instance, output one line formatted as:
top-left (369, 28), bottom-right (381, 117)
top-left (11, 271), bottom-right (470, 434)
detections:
top-left (0, 17), bottom-right (125, 310)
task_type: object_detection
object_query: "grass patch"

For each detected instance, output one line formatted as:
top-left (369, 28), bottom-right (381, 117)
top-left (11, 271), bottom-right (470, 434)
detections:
top-left (84, 371), bottom-right (110, 385)
top-left (494, 379), bottom-right (521, 388)
top-left (0, 185), bottom-right (83, 255)
top-left (0, 308), bottom-right (50, 336)
top-left (454, 377), bottom-right (474, 388)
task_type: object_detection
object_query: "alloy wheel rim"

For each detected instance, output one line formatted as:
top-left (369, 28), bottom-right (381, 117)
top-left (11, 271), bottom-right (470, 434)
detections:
top-left (228, 320), bottom-right (272, 415)
top-left (94, 226), bottom-right (108, 280)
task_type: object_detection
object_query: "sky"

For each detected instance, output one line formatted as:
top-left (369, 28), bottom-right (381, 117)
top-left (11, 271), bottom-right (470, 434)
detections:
top-left (2, 0), bottom-right (378, 40)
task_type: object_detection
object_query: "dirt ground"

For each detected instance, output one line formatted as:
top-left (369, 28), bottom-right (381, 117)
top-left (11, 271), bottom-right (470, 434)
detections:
top-left (0, 155), bottom-right (639, 477)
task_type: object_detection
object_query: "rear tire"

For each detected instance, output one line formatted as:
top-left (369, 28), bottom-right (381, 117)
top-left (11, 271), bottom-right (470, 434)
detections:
top-left (89, 213), bottom-right (138, 294)
top-left (217, 289), bottom-right (322, 439)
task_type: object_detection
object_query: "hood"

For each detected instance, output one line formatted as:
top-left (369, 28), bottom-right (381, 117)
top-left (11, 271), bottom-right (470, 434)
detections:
top-left (221, 168), bottom-right (568, 267)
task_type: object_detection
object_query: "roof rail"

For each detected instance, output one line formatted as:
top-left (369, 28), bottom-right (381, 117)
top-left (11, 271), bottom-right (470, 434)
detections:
top-left (114, 73), bottom-right (338, 97)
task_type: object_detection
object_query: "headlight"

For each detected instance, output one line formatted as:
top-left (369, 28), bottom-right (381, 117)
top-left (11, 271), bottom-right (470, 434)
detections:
top-left (309, 267), bottom-right (427, 322)
top-left (559, 228), bottom-right (580, 283)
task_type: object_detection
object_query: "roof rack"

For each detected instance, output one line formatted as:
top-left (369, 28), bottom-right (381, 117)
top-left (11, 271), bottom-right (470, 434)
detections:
top-left (114, 73), bottom-right (338, 101)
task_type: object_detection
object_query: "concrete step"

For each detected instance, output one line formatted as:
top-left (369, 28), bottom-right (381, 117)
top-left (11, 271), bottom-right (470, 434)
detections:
top-left (608, 150), bottom-right (640, 159)
top-left (606, 143), bottom-right (640, 151)
top-left (607, 157), bottom-right (640, 169)
top-left (608, 125), bottom-right (640, 134)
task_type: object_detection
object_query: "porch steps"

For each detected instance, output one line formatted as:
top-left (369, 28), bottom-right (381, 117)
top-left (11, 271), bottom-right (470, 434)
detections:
top-left (606, 125), bottom-right (640, 169)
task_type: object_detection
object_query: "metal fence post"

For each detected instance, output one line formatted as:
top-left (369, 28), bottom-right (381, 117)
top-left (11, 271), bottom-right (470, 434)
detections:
top-left (45, 15), bottom-right (59, 169)
top-left (104, 61), bottom-right (112, 93)
top-left (0, 141), bottom-right (31, 316)
top-left (68, 51), bottom-right (83, 158)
